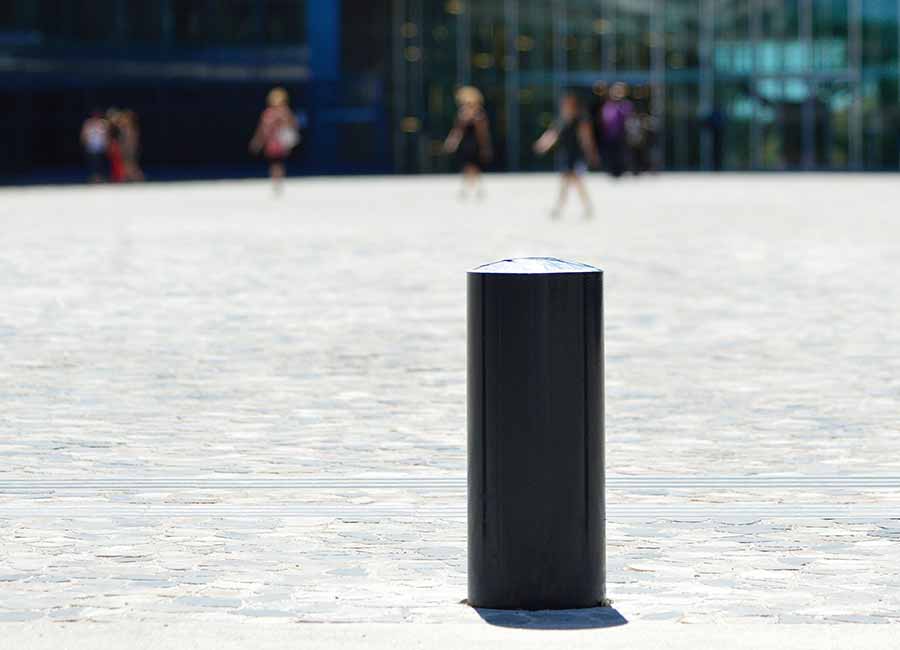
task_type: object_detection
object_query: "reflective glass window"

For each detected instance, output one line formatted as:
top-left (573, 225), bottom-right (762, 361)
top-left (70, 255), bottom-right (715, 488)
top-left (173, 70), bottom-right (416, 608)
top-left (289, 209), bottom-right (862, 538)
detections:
top-left (613, 0), bottom-right (651, 70)
top-left (174, 0), bottom-right (260, 45)
top-left (265, 0), bottom-right (306, 44)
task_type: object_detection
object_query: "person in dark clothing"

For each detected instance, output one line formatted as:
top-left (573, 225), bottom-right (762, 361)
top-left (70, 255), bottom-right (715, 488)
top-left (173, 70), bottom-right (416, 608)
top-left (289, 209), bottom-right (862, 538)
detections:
top-left (590, 80), bottom-right (609, 171)
top-left (702, 107), bottom-right (726, 171)
top-left (444, 86), bottom-right (492, 199)
top-left (635, 113), bottom-right (660, 173)
top-left (105, 108), bottom-right (125, 183)
top-left (534, 93), bottom-right (599, 219)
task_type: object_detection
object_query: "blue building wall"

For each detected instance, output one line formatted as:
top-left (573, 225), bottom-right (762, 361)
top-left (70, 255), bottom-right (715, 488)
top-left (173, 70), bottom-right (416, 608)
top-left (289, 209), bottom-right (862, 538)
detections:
top-left (0, 0), bottom-right (390, 183)
top-left (306, 1), bottom-right (341, 172)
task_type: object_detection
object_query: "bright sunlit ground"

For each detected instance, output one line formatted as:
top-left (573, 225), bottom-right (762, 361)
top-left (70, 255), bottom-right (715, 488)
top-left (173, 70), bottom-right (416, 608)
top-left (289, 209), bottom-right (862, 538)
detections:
top-left (1, 174), bottom-right (899, 644)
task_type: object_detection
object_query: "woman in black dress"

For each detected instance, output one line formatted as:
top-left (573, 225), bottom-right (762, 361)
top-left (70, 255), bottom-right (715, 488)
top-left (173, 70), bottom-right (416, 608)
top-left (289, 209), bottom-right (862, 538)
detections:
top-left (444, 86), bottom-right (492, 199)
top-left (534, 93), bottom-right (599, 219)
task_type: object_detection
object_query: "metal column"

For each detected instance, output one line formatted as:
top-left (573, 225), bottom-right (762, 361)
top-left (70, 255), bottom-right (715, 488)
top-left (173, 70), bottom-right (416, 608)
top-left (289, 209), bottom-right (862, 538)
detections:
top-left (603, 0), bottom-right (617, 75)
top-left (392, 0), bottom-right (406, 172)
top-left (800, 0), bottom-right (815, 170)
top-left (699, 0), bottom-right (715, 170)
top-left (113, 0), bottom-right (128, 44)
top-left (160, 0), bottom-right (174, 50)
top-left (650, 0), bottom-right (666, 170)
top-left (750, 0), bottom-right (763, 170)
top-left (552, 0), bottom-right (566, 106)
top-left (306, 0), bottom-right (342, 172)
top-left (849, 0), bottom-right (863, 170)
top-left (457, 1), bottom-right (471, 85)
top-left (505, 0), bottom-right (520, 171)
top-left (409, 0), bottom-right (426, 172)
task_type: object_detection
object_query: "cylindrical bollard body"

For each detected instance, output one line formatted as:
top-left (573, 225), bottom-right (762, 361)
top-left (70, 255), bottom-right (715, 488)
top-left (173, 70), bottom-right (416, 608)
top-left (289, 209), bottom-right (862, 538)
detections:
top-left (468, 257), bottom-right (604, 610)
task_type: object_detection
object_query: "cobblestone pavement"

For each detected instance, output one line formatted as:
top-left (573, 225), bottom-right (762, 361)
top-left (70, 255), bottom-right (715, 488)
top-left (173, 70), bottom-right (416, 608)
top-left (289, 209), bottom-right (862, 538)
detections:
top-left (1, 175), bottom-right (899, 625)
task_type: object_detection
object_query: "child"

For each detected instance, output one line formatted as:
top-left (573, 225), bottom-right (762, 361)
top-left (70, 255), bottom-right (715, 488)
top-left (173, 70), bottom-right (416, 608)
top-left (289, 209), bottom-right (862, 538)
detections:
top-left (250, 87), bottom-right (300, 195)
top-left (444, 86), bottom-right (492, 200)
top-left (534, 93), bottom-right (599, 218)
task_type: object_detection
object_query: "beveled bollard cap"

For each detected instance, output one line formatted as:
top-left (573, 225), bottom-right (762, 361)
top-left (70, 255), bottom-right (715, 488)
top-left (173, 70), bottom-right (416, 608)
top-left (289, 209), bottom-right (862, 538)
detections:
top-left (469, 256), bottom-right (601, 275)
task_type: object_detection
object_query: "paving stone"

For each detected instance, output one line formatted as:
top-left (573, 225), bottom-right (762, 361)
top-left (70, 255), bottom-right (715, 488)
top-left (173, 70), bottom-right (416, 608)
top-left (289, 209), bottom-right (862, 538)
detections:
top-left (1, 176), bottom-right (899, 624)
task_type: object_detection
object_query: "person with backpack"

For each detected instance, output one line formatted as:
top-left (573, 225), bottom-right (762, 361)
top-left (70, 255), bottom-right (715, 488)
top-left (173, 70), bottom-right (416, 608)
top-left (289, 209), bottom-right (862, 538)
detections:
top-left (250, 87), bottom-right (300, 195)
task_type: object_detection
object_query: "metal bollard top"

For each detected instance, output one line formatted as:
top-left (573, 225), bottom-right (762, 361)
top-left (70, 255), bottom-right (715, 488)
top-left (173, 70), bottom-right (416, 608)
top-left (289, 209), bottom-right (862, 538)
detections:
top-left (469, 256), bottom-right (601, 275)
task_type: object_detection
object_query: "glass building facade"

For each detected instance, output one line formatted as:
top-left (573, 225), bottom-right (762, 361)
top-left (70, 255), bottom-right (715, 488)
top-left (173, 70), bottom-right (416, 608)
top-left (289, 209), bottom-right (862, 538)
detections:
top-left (393, 0), bottom-right (900, 172)
top-left (0, 0), bottom-right (390, 180)
top-left (1, 1), bottom-right (899, 180)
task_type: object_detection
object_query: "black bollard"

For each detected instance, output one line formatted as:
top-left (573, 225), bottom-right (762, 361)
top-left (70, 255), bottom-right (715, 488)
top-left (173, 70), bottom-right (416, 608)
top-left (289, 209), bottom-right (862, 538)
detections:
top-left (467, 257), bottom-right (605, 610)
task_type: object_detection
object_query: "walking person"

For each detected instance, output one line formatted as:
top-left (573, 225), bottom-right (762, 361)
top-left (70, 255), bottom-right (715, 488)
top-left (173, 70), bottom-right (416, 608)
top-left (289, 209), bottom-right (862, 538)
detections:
top-left (702, 106), bottom-right (726, 171)
top-left (80, 110), bottom-right (109, 183)
top-left (600, 82), bottom-right (633, 178)
top-left (638, 113), bottom-right (660, 173)
top-left (533, 92), bottom-right (599, 219)
top-left (119, 110), bottom-right (144, 182)
top-left (590, 81), bottom-right (608, 172)
top-left (443, 86), bottom-right (492, 200)
top-left (250, 87), bottom-right (300, 195)
top-left (625, 110), bottom-right (646, 175)
top-left (105, 108), bottom-right (126, 183)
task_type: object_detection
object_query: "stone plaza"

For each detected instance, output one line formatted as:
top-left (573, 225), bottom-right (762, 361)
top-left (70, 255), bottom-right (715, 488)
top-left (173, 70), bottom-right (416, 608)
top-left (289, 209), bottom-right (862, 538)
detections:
top-left (1, 174), bottom-right (899, 642)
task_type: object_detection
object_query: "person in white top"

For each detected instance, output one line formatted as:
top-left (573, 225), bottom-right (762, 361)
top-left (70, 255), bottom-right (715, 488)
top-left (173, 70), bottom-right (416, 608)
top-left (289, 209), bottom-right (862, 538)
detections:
top-left (80, 111), bottom-right (109, 183)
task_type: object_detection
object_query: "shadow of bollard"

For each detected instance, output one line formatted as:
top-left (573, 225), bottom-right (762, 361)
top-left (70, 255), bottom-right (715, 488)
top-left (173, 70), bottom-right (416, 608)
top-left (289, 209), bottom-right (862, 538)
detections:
top-left (472, 604), bottom-right (627, 630)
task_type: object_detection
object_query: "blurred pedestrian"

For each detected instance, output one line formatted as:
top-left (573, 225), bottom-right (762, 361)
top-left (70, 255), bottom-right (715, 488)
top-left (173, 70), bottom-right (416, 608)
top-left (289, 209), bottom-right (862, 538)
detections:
top-left (702, 106), bottom-right (726, 171)
top-left (640, 113), bottom-right (660, 173)
top-left (80, 110), bottom-right (109, 183)
top-left (590, 81), bottom-right (608, 171)
top-left (119, 110), bottom-right (144, 182)
top-left (625, 110), bottom-right (644, 174)
top-left (106, 108), bottom-right (126, 183)
top-left (444, 86), bottom-right (492, 200)
top-left (250, 87), bottom-right (300, 195)
top-left (533, 92), bottom-right (599, 219)
top-left (600, 82), bottom-right (633, 178)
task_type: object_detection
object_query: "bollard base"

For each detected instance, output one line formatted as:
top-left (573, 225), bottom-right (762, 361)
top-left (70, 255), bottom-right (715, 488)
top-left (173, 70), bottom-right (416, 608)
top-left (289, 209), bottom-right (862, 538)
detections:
top-left (462, 596), bottom-right (615, 611)
top-left (465, 598), bottom-right (607, 612)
